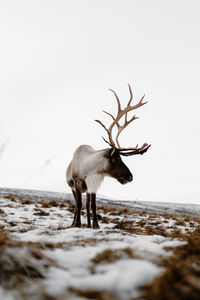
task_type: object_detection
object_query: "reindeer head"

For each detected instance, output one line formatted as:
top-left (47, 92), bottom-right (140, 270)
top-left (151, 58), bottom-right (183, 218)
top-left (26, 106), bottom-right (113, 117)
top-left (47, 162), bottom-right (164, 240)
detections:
top-left (95, 84), bottom-right (151, 184)
top-left (105, 147), bottom-right (133, 184)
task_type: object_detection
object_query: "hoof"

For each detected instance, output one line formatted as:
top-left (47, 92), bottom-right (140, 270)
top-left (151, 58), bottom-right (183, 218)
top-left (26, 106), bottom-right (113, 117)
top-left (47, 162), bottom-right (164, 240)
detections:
top-left (93, 222), bottom-right (100, 229)
top-left (74, 222), bottom-right (81, 228)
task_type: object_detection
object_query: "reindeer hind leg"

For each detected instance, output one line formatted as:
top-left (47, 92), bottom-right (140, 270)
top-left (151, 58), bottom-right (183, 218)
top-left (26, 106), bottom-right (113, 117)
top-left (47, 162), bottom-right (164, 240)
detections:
top-left (71, 190), bottom-right (77, 227)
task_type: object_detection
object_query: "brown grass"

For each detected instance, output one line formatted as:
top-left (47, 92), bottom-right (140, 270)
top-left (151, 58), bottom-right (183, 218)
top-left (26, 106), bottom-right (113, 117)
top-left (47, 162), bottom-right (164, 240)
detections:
top-left (33, 208), bottom-right (49, 216)
top-left (141, 225), bottom-right (200, 299)
top-left (4, 194), bottom-right (17, 202)
top-left (21, 198), bottom-right (34, 205)
top-left (69, 288), bottom-right (116, 300)
top-left (0, 208), bottom-right (6, 215)
top-left (0, 229), bottom-right (57, 290)
top-left (113, 214), bottom-right (199, 242)
top-left (92, 247), bottom-right (137, 265)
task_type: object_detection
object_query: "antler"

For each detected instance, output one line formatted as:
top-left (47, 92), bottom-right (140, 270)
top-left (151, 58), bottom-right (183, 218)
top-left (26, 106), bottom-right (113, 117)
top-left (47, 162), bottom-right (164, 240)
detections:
top-left (95, 84), bottom-right (150, 156)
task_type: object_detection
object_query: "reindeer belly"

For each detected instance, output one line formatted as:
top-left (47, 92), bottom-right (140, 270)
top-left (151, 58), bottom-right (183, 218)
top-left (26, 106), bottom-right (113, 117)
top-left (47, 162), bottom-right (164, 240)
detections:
top-left (67, 177), bottom-right (88, 193)
top-left (85, 174), bottom-right (104, 193)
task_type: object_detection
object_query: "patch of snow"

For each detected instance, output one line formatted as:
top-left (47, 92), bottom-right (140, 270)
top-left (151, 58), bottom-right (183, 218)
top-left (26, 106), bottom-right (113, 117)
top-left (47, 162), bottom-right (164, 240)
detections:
top-left (45, 259), bottom-right (162, 299)
top-left (0, 288), bottom-right (15, 300)
top-left (0, 188), bottom-right (198, 299)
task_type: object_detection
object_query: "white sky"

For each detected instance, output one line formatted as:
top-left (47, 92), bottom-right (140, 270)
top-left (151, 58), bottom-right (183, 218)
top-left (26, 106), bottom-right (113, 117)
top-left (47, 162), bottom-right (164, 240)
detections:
top-left (0, 0), bottom-right (200, 203)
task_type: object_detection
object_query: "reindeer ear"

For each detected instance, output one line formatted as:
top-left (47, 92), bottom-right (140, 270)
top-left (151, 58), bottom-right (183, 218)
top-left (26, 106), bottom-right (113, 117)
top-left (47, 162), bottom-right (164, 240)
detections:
top-left (110, 148), bottom-right (116, 157)
top-left (105, 148), bottom-right (116, 158)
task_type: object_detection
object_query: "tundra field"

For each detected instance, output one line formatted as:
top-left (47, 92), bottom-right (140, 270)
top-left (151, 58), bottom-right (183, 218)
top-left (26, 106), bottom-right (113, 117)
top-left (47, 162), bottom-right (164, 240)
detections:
top-left (0, 188), bottom-right (200, 300)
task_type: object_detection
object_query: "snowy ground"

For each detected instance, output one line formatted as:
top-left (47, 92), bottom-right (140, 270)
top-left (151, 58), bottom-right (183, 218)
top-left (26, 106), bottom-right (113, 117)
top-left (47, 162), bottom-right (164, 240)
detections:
top-left (0, 188), bottom-right (200, 299)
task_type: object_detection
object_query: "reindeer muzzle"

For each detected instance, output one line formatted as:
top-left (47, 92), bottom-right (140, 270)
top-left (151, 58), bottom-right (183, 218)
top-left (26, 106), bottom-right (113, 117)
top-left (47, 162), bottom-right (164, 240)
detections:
top-left (118, 175), bottom-right (133, 184)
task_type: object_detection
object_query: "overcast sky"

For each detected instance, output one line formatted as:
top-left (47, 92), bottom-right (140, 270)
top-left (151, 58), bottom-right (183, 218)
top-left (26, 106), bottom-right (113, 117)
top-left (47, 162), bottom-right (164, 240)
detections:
top-left (1, 0), bottom-right (200, 203)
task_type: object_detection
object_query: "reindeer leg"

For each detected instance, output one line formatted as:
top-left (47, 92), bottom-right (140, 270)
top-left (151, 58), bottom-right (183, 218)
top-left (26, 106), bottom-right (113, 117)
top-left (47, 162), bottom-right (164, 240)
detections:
top-left (71, 190), bottom-right (77, 227)
top-left (91, 193), bottom-right (100, 229)
top-left (74, 189), bottom-right (82, 228)
top-left (86, 193), bottom-right (91, 228)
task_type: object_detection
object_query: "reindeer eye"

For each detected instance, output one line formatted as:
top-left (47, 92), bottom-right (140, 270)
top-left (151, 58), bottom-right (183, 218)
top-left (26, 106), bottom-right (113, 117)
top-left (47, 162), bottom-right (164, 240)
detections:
top-left (110, 157), bottom-right (116, 163)
top-left (114, 156), bottom-right (120, 162)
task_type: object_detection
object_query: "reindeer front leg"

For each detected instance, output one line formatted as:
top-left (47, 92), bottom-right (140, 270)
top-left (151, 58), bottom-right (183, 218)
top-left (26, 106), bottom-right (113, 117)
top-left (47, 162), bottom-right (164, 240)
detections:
top-left (75, 189), bottom-right (82, 227)
top-left (91, 193), bottom-right (100, 229)
top-left (86, 193), bottom-right (91, 228)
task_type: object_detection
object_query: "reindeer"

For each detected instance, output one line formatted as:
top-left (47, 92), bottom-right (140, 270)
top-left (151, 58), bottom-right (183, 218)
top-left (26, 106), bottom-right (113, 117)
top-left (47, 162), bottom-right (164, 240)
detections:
top-left (66, 84), bottom-right (150, 229)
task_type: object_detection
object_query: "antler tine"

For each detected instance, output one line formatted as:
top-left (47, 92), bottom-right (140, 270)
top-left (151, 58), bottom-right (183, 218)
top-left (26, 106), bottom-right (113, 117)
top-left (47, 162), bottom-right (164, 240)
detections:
top-left (115, 114), bottom-right (139, 148)
top-left (125, 112), bottom-right (127, 123)
top-left (94, 119), bottom-right (108, 133)
top-left (94, 119), bottom-right (115, 147)
top-left (102, 110), bottom-right (115, 121)
top-left (138, 94), bottom-right (147, 106)
top-left (108, 89), bottom-right (121, 114)
top-left (119, 144), bottom-right (151, 156)
top-left (119, 142), bottom-right (148, 151)
top-left (102, 136), bottom-right (112, 147)
top-left (127, 83), bottom-right (133, 106)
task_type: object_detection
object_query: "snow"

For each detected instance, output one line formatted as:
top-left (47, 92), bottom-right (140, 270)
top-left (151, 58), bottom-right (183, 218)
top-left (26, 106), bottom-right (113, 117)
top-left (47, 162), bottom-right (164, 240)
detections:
top-left (45, 260), bottom-right (161, 299)
top-left (0, 288), bottom-right (15, 300)
top-left (0, 188), bottom-right (199, 299)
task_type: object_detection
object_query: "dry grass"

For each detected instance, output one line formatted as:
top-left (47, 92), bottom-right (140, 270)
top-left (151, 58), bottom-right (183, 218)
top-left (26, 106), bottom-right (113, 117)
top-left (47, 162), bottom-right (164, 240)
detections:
top-left (0, 229), bottom-right (57, 290)
top-left (92, 247), bottom-right (137, 265)
top-left (33, 208), bottom-right (50, 216)
top-left (0, 229), bottom-right (66, 250)
top-left (4, 194), bottom-right (17, 202)
top-left (113, 214), bottom-right (200, 242)
top-left (69, 288), bottom-right (116, 300)
top-left (140, 226), bottom-right (200, 300)
top-left (0, 208), bottom-right (6, 215)
top-left (20, 198), bottom-right (34, 205)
